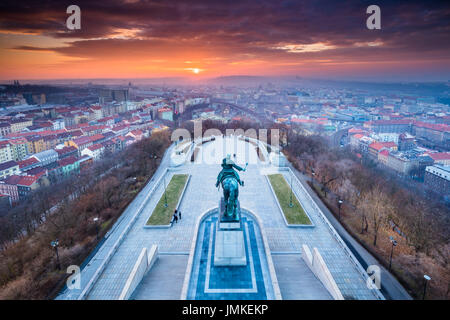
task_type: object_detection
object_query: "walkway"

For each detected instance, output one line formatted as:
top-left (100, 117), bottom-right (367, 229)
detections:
top-left (58, 135), bottom-right (384, 300)
top-left (56, 144), bottom-right (174, 300)
top-left (132, 254), bottom-right (189, 300)
top-left (286, 163), bottom-right (412, 300)
top-left (272, 254), bottom-right (332, 299)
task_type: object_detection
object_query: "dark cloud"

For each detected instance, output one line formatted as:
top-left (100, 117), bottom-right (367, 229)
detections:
top-left (12, 46), bottom-right (53, 51)
top-left (1, 0), bottom-right (450, 75)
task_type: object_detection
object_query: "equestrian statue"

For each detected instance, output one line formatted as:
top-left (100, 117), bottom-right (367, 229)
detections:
top-left (215, 154), bottom-right (247, 221)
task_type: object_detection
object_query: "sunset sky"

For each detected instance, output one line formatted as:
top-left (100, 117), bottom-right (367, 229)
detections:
top-left (0, 0), bottom-right (449, 81)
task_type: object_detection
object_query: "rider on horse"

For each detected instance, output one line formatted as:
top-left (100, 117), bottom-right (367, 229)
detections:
top-left (215, 154), bottom-right (245, 187)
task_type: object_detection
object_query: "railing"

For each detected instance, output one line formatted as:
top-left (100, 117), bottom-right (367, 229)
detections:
top-left (188, 135), bottom-right (218, 162)
top-left (77, 166), bottom-right (169, 300)
top-left (283, 167), bottom-right (384, 300)
top-left (237, 135), bottom-right (270, 165)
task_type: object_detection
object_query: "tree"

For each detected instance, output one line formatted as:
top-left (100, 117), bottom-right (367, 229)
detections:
top-left (405, 200), bottom-right (437, 256)
top-left (360, 185), bottom-right (393, 246)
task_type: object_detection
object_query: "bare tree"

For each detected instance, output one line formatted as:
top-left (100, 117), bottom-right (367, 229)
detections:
top-left (405, 200), bottom-right (436, 256)
top-left (360, 185), bottom-right (393, 246)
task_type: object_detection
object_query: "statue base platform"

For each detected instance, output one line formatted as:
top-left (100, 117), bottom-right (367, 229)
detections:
top-left (214, 228), bottom-right (247, 266)
top-left (218, 222), bottom-right (241, 230)
top-left (214, 198), bottom-right (247, 266)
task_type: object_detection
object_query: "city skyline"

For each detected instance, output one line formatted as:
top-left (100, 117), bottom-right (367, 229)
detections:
top-left (1, 0), bottom-right (450, 81)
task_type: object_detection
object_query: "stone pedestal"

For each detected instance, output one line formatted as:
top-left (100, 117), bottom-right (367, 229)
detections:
top-left (219, 222), bottom-right (241, 230)
top-left (214, 229), bottom-right (247, 266)
top-left (214, 198), bottom-right (247, 266)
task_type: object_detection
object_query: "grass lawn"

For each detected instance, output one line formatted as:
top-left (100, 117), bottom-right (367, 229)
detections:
top-left (146, 174), bottom-right (189, 225)
top-left (267, 174), bottom-right (312, 225)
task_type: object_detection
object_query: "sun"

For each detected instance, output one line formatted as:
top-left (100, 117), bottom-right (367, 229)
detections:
top-left (193, 68), bottom-right (200, 74)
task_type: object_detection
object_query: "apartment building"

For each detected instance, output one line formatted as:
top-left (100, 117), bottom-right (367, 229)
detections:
top-left (0, 141), bottom-right (13, 164)
top-left (424, 165), bottom-right (450, 196)
top-left (0, 160), bottom-right (20, 179)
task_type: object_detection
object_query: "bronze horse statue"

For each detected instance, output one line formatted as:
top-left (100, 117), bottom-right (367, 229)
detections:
top-left (216, 155), bottom-right (247, 221)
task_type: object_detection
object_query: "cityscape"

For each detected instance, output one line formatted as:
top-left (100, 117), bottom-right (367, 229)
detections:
top-left (0, 0), bottom-right (448, 311)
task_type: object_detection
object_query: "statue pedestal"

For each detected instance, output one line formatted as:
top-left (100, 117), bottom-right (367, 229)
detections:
top-left (219, 222), bottom-right (240, 230)
top-left (214, 229), bottom-right (247, 266)
top-left (214, 198), bottom-right (247, 266)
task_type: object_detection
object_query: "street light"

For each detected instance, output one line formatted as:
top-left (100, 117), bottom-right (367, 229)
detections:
top-left (338, 199), bottom-right (343, 220)
top-left (289, 172), bottom-right (293, 208)
top-left (93, 217), bottom-right (99, 240)
top-left (389, 236), bottom-right (397, 270)
top-left (312, 171), bottom-right (317, 191)
top-left (163, 174), bottom-right (168, 208)
top-left (51, 239), bottom-right (61, 270)
top-left (151, 154), bottom-right (158, 169)
top-left (423, 275), bottom-right (431, 300)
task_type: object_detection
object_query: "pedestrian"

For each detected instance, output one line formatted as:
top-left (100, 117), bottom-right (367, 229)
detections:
top-left (173, 210), bottom-right (178, 224)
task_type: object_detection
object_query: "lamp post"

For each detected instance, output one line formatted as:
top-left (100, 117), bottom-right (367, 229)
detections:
top-left (389, 236), bottom-right (397, 270)
top-left (93, 217), bottom-right (99, 240)
top-left (289, 171), bottom-right (293, 208)
top-left (163, 174), bottom-right (168, 208)
top-left (338, 199), bottom-right (343, 220)
top-left (51, 239), bottom-right (60, 270)
top-left (151, 154), bottom-right (158, 169)
top-left (422, 275), bottom-right (431, 300)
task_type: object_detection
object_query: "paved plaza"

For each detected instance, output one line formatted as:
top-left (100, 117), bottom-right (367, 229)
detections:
top-left (57, 135), bottom-right (383, 300)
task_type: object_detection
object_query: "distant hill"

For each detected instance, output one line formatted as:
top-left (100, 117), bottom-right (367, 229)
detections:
top-left (1, 77), bottom-right (191, 87)
top-left (205, 75), bottom-right (450, 101)
top-left (301, 78), bottom-right (450, 96)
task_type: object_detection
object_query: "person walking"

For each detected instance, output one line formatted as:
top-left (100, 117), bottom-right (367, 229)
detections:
top-left (173, 210), bottom-right (178, 224)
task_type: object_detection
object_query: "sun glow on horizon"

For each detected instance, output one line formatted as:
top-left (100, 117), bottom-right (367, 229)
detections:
top-left (184, 67), bottom-right (202, 75)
